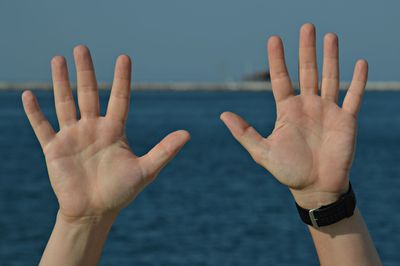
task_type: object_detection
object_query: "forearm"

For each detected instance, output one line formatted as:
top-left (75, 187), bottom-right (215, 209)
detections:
top-left (308, 208), bottom-right (381, 266)
top-left (40, 211), bottom-right (116, 266)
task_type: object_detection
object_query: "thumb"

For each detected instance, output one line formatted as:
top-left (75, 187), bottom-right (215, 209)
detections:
top-left (220, 111), bottom-right (266, 164)
top-left (139, 130), bottom-right (190, 182)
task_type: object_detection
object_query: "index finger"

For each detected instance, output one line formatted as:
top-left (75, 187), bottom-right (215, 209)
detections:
top-left (268, 36), bottom-right (294, 103)
top-left (106, 55), bottom-right (132, 124)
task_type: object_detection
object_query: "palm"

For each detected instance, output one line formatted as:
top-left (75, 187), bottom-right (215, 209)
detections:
top-left (44, 118), bottom-right (142, 217)
top-left (221, 24), bottom-right (368, 208)
top-left (264, 95), bottom-right (355, 190)
top-left (22, 46), bottom-right (189, 219)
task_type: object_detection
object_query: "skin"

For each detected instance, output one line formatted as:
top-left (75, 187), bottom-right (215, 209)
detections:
top-left (21, 25), bottom-right (381, 266)
top-left (22, 46), bottom-right (190, 265)
top-left (221, 23), bottom-right (382, 265)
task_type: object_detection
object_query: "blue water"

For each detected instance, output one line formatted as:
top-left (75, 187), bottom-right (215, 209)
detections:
top-left (0, 90), bottom-right (399, 265)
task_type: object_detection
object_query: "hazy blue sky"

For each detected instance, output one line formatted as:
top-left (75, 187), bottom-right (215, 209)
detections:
top-left (1, 0), bottom-right (399, 82)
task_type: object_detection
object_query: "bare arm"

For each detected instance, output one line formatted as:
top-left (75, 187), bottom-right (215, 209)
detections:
top-left (221, 23), bottom-right (382, 266)
top-left (22, 46), bottom-right (190, 266)
top-left (40, 213), bottom-right (116, 266)
top-left (308, 208), bottom-right (380, 265)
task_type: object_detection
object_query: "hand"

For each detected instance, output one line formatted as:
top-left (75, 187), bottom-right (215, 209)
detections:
top-left (22, 45), bottom-right (190, 222)
top-left (221, 24), bottom-right (368, 209)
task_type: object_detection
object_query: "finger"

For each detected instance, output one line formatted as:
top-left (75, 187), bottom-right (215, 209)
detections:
top-left (139, 130), bottom-right (190, 182)
top-left (342, 60), bottom-right (368, 117)
top-left (51, 56), bottom-right (77, 128)
top-left (321, 33), bottom-right (340, 102)
top-left (220, 112), bottom-right (265, 162)
top-left (106, 55), bottom-right (132, 124)
top-left (299, 23), bottom-right (318, 95)
top-left (74, 45), bottom-right (100, 118)
top-left (22, 91), bottom-right (56, 148)
top-left (267, 36), bottom-right (294, 103)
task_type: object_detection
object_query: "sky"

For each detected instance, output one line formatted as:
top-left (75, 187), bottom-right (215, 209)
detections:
top-left (0, 0), bottom-right (399, 82)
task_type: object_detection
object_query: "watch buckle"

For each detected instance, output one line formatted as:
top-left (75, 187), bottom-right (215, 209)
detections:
top-left (309, 208), bottom-right (319, 228)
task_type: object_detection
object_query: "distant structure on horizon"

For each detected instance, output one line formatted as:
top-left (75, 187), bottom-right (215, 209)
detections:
top-left (243, 70), bottom-right (271, 82)
top-left (1, 80), bottom-right (400, 91)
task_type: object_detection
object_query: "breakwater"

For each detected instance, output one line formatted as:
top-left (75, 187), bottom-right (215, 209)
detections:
top-left (1, 81), bottom-right (400, 91)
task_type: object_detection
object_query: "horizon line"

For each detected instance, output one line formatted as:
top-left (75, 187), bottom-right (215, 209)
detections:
top-left (1, 81), bottom-right (400, 91)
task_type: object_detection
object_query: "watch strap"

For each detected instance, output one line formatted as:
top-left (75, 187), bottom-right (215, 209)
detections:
top-left (295, 183), bottom-right (356, 228)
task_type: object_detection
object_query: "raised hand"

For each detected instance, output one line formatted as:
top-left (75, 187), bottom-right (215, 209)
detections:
top-left (22, 46), bottom-right (190, 221)
top-left (221, 24), bottom-right (368, 209)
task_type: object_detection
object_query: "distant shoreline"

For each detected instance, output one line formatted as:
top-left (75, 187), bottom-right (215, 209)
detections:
top-left (1, 81), bottom-right (400, 91)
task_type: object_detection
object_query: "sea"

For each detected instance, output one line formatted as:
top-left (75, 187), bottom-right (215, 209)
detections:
top-left (0, 90), bottom-right (399, 265)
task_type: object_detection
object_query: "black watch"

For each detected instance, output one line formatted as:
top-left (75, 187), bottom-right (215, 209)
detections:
top-left (295, 183), bottom-right (356, 228)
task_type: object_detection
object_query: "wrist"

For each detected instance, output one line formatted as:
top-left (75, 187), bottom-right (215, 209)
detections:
top-left (56, 210), bottom-right (118, 230)
top-left (290, 182), bottom-right (350, 210)
top-left (40, 211), bottom-right (117, 266)
top-left (53, 210), bottom-right (117, 252)
top-left (294, 183), bottom-right (356, 228)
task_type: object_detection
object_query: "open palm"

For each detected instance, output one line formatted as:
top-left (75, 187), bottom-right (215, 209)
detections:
top-left (22, 46), bottom-right (190, 219)
top-left (221, 24), bottom-right (368, 208)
